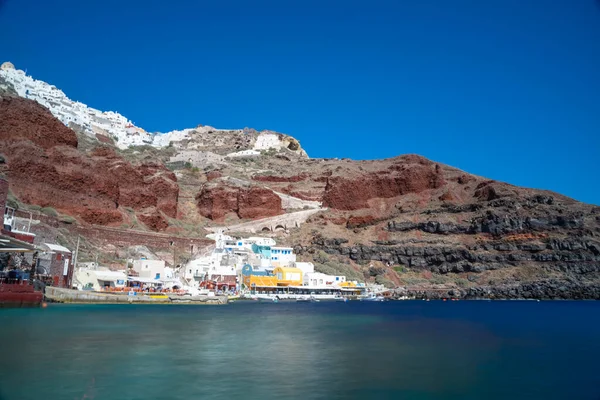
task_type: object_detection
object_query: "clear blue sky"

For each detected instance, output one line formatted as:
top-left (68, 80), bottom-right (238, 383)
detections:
top-left (1, 0), bottom-right (599, 204)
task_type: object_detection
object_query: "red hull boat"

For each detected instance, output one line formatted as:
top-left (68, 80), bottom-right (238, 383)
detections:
top-left (0, 281), bottom-right (43, 307)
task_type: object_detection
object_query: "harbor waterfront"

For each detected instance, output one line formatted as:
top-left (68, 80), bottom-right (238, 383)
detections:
top-left (1, 301), bottom-right (599, 400)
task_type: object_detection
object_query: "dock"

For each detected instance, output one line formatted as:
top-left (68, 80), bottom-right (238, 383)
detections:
top-left (44, 287), bottom-right (228, 305)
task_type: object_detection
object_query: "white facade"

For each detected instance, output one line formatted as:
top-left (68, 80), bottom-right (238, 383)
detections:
top-left (133, 259), bottom-right (165, 279)
top-left (185, 251), bottom-right (238, 281)
top-left (303, 272), bottom-right (346, 288)
top-left (226, 150), bottom-right (260, 158)
top-left (295, 262), bottom-right (315, 275)
top-left (253, 133), bottom-right (281, 150)
top-left (74, 268), bottom-right (127, 291)
top-left (270, 247), bottom-right (296, 267)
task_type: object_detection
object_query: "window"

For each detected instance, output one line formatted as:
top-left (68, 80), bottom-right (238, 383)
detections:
top-left (56, 253), bottom-right (62, 261)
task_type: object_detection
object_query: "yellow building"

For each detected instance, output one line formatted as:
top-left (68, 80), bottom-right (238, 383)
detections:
top-left (273, 267), bottom-right (303, 286)
top-left (244, 274), bottom-right (278, 288)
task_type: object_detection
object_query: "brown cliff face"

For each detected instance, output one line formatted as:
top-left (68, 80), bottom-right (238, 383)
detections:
top-left (196, 184), bottom-right (283, 222)
top-left (0, 96), bottom-right (178, 231)
top-left (0, 96), bottom-right (78, 148)
top-left (322, 159), bottom-right (446, 210)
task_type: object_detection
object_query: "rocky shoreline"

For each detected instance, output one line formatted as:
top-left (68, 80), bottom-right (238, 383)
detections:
top-left (391, 280), bottom-right (600, 300)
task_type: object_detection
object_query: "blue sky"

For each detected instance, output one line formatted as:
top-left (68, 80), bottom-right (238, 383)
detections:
top-left (1, 0), bottom-right (599, 204)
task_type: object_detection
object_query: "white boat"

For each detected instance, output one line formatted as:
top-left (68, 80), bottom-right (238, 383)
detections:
top-left (360, 293), bottom-right (385, 302)
top-left (258, 295), bottom-right (280, 303)
top-left (297, 295), bottom-right (319, 303)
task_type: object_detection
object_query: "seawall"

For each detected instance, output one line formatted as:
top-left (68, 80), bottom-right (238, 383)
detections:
top-left (45, 287), bottom-right (228, 305)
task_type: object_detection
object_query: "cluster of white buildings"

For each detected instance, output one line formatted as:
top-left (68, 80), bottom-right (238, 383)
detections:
top-left (180, 231), bottom-right (359, 293)
top-left (66, 229), bottom-right (361, 296)
top-left (0, 62), bottom-right (308, 155)
top-left (73, 258), bottom-right (180, 292)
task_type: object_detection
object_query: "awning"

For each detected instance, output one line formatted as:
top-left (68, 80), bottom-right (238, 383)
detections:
top-left (0, 234), bottom-right (37, 253)
top-left (127, 277), bottom-right (162, 284)
top-left (95, 271), bottom-right (127, 281)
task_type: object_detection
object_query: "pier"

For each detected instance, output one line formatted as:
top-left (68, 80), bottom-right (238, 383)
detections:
top-left (44, 287), bottom-right (228, 305)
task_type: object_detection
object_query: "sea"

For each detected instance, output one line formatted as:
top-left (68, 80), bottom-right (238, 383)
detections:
top-left (0, 301), bottom-right (598, 400)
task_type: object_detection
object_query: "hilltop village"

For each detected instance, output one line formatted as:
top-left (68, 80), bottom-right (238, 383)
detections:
top-left (0, 61), bottom-right (307, 156)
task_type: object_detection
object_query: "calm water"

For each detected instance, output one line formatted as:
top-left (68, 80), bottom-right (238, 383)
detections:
top-left (0, 301), bottom-right (599, 400)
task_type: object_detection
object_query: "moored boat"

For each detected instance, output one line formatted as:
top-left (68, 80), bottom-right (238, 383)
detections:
top-left (360, 293), bottom-right (385, 302)
top-left (297, 295), bottom-right (319, 303)
top-left (0, 279), bottom-right (43, 307)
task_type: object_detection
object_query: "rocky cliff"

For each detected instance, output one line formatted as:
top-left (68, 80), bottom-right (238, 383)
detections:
top-left (0, 65), bottom-right (598, 299)
top-left (0, 95), bottom-right (178, 231)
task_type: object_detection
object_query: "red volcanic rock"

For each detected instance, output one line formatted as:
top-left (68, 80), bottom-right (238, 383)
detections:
top-left (252, 173), bottom-right (308, 183)
top-left (323, 162), bottom-right (446, 210)
top-left (5, 142), bottom-right (120, 215)
top-left (138, 211), bottom-right (169, 232)
top-left (81, 209), bottom-right (123, 225)
top-left (196, 186), bottom-right (239, 221)
top-left (238, 187), bottom-right (283, 219)
top-left (0, 97), bottom-right (179, 231)
top-left (206, 171), bottom-right (222, 181)
top-left (0, 96), bottom-right (77, 149)
top-left (90, 146), bottom-right (119, 159)
top-left (196, 185), bottom-right (283, 221)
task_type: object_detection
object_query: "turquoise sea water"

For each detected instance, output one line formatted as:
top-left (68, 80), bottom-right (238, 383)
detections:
top-left (0, 301), bottom-right (599, 400)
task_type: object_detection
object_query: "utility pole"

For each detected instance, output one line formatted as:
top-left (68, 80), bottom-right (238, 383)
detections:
top-left (73, 236), bottom-right (80, 269)
top-left (67, 236), bottom-right (80, 289)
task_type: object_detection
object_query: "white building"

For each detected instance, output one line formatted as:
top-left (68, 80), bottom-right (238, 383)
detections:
top-left (303, 272), bottom-right (346, 288)
top-left (253, 133), bottom-right (281, 150)
top-left (132, 259), bottom-right (165, 279)
top-left (295, 262), bottom-right (315, 275)
top-left (226, 150), bottom-right (260, 158)
top-left (270, 246), bottom-right (296, 268)
top-left (74, 267), bottom-right (127, 291)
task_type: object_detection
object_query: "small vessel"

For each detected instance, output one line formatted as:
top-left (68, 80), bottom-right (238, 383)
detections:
top-left (258, 295), bottom-right (279, 303)
top-left (297, 295), bottom-right (319, 303)
top-left (360, 293), bottom-right (385, 302)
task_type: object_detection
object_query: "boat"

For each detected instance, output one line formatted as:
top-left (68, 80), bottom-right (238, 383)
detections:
top-left (258, 295), bottom-right (280, 303)
top-left (0, 276), bottom-right (44, 307)
top-left (360, 293), bottom-right (385, 302)
top-left (297, 295), bottom-right (319, 303)
top-left (1, 180), bottom-right (44, 307)
top-left (334, 295), bottom-right (348, 302)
